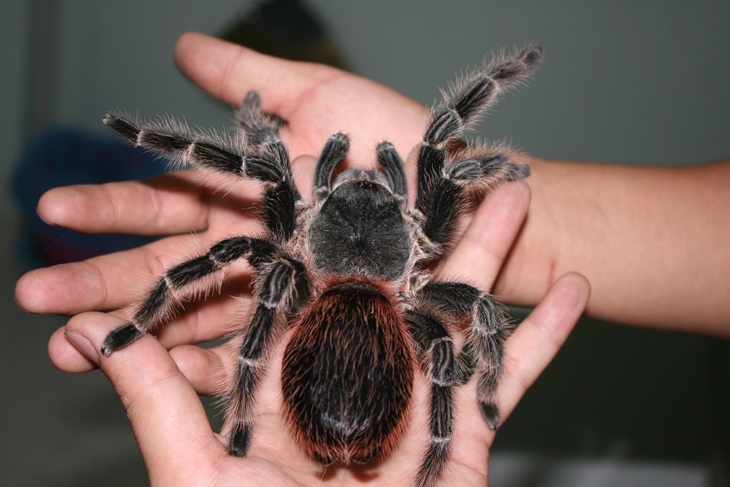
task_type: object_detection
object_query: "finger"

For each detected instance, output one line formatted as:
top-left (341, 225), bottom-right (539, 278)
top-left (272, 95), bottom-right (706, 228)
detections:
top-left (497, 272), bottom-right (590, 420)
top-left (48, 325), bottom-right (98, 373)
top-left (173, 32), bottom-right (341, 160)
top-left (437, 180), bottom-right (531, 291)
top-left (33, 151), bottom-right (319, 241)
top-left (174, 32), bottom-right (426, 162)
top-left (34, 155), bottom-right (318, 238)
top-left (169, 343), bottom-right (233, 396)
top-left (47, 288), bottom-right (254, 375)
top-left (63, 312), bottom-right (226, 475)
top-left (448, 273), bottom-right (587, 481)
top-left (17, 154), bottom-right (320, 316)
top-left (291, 154), bottom-right (316, 200)
top-left (16, 207), bottom-right (262, 316)
top-left (174, 32), bottom-right (334, 115)
top-left (37, 172), bottom-right (211, 235)
top-left (17, 238), bottom-right (183, 314)
top-left (35, 159), bottom-right (319, 372)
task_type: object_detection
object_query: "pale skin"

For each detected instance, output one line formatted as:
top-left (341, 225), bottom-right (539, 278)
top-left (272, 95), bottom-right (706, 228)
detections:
top-left (12, 31), bottom-right (726, 484)
top-left (521, 157), bottom-right (730, 334)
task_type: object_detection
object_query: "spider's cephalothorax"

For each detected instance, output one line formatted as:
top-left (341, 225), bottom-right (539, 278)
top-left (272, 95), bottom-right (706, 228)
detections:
top-left (101, 45), bottom-right (543, 487)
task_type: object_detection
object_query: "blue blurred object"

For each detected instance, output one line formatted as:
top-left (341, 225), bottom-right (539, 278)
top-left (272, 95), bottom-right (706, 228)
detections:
top-left (12, 126), bottom-right (169, 266)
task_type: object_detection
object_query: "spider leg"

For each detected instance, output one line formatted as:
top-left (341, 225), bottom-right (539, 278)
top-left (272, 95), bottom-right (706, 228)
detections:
top-left (104, 91), bottom-right (305, 240)
top-left (418, 281), bottom-right (509, 429)
top-left (100, 236), bottom-right (278, 355)
top-left (405, 309), bottom-right (458, 487)
top-left (227, 255), bottom-right (310, 456)
top-left (103, 112), bottom-right (282, 183)
top-left (234, 91), bottom-right (284, 146)
top-left (414, 46), bottom-right (543, 254)
top-left (236, 91), bottom-right (305, 240)
top-left (405, 281), bottom-right (507, 486)
top-left (419, 143), bottom-right (531, 257)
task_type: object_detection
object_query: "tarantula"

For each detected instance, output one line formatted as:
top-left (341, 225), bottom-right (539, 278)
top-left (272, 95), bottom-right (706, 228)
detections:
top-left (100, 45), bottom-right (543, 487)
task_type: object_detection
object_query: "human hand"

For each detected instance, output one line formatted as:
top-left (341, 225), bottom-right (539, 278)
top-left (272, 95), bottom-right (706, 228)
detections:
top-left (172, 32), bottom-right (429, 163)
top-left (59, 179), bottom-right (589, 486)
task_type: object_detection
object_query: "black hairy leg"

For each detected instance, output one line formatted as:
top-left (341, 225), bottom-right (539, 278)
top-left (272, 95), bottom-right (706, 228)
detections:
top-left (103, 92), bottom-right (304, 240)
top-left (101, 236), bottom-right (278, 355)
top-left (404, 309), bottom-right (459, 487)
top-left (417, 281), bottom-right (509, 429)
top-left (226, 255), bottom-right (310, 456)
top-left (235, 91), bottom-right (304, 240)
top-left (405, 280), bottom-right (508, 487)
top-left (414, 46), bottom-right (543, 255)
top-left (419, 144), bottom-right (531, 256)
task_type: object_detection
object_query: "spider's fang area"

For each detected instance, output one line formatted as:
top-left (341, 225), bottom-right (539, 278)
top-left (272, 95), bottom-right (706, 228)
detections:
top-left (100, 323), bottom-right (143, 356)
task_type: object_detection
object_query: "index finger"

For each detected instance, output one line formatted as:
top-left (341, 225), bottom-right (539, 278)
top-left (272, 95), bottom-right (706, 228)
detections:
top-left (36, 172), bottom-right (211, 235)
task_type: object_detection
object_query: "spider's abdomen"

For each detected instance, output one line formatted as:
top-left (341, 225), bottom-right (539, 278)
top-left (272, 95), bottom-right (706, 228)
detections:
top-left (281, 279), bottom-right (414, 465)
top-left (308, 179), bottom-right (411, 280)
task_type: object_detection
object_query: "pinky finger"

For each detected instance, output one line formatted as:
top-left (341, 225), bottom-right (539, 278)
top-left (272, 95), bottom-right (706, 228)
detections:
top-left (496, 272), bottom-right (590, 421)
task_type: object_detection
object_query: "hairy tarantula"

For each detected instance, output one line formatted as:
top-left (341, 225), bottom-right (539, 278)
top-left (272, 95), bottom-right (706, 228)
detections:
top-left (100, 45), bottom-right (543, 487)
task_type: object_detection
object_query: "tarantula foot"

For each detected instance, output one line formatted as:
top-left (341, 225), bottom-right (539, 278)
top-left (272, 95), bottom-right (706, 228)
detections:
top-left (479, 401), bottom-right (501, 430)
top-left (100, 323), bottom-right (143, 356)
top-left (228, 423), bottom-right (252, 457)
top-left (508, 163), bottom-right (531, 181)
top-left (102, 114), bottom-right (140, 143)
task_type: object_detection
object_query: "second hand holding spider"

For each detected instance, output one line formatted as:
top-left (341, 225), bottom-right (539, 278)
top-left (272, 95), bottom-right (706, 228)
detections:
top-left (99, 45), bottom-right (543, 487)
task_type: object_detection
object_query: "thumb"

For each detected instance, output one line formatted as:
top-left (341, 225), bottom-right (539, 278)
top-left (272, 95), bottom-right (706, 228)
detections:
top-left (64, 313), bottom-right (224, 479)
top-left (174, 32), bottom-right (331, 116)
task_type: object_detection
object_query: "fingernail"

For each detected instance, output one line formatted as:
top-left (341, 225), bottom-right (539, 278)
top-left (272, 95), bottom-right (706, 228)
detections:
top-left (65, 330), bottom-right (100, 366)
